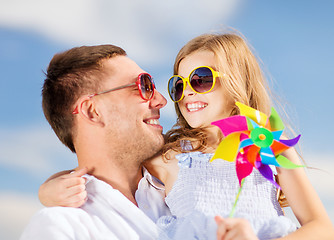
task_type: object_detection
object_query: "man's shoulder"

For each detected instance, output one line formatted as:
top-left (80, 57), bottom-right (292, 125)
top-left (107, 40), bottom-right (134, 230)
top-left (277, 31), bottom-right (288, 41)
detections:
top-left (30, 206), bottom-right (94, 226)
top-left (20, 207), bottom-right (90, 240)
top-left (35, 206), bottom-right (85, 218)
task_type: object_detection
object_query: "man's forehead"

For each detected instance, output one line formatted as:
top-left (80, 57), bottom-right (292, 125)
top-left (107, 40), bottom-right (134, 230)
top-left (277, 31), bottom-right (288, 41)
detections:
top-left (104, 56), bottom-right (143, 73)
top-left (103, 56), bottom-right (145, 82)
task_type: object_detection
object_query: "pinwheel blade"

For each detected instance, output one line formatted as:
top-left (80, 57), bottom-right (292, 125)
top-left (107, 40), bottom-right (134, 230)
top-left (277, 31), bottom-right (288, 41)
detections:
top-left (276, 155), bottom-right (305, 169)
top-left (257, 163), bottom-right (280, 189)
top-left (248, 118), bottom-right (260, 129)
top-left (260, 147), bottom-right (280, 167)
top-left (269, 107), bottom-right (285, 131)
top-left (210, 133), bottom-right (241, 162)
top-left (240, 133), bottom-right (249, 141)
top-left (239, 138), bottom-right (253, 150)
top-left (279, 135), bottom-right (301, 147)
top-left (270, 140), bottom-right (290, 156)
top-left (246, 145), bottom-right (261, 166)
top-left (272, 130), bottom-right (283, 140)
top-left (211, 116), bottom-right (248, 136)
top-left (236, 102), bottom-right (268, 126)
top-left (236, 152), bottom-right (253, 186)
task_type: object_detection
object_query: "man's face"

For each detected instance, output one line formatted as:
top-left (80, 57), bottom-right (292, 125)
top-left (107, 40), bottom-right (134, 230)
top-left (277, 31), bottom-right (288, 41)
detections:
top-left (95, 56), bottom-right (167, 164)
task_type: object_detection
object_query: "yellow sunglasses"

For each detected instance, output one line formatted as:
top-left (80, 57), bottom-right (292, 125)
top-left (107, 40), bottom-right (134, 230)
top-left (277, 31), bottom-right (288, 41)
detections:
top-left (167, 66), bottom-right (224, 102)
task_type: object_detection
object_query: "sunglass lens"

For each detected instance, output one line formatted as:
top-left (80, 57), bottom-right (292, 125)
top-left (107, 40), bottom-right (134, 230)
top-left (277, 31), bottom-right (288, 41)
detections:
top-left (168, 76), bottom-right (184, 102)
top-left (140, 74), bottom-right (154, 100)
top-left (190, 67), bottom-right (214, 93)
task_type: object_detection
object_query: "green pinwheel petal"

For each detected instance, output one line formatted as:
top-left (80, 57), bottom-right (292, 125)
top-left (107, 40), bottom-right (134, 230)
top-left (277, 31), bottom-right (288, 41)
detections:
top-left (269, 107), bottom-right (285, 131)
top-left (246, 117), bottom-right (254, 131)
top-left (276, 155), bottom-right (304, 169)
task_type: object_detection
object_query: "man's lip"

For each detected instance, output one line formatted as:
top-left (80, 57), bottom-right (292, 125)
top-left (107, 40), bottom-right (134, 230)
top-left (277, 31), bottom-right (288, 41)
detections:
top-left (143, 116), bottom-right (163, 129)
top-left (143, 116), bottom-right (160, 121)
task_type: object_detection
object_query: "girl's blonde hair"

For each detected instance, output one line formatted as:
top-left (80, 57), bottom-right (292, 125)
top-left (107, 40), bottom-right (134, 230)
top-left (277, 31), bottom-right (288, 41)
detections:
top-left (163, 32), bottom-right (272, 155)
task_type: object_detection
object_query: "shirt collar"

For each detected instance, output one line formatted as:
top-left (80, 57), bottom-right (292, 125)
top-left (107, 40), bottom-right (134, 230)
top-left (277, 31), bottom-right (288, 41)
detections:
top-left (83, 167), bottom-right (165, 192)
top-left (142, 167), bottom-right (165, 190)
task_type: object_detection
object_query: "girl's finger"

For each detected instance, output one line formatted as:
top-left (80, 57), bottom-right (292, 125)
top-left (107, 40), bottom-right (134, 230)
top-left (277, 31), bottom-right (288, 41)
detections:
top-left (63, 176), bottom-right (86, 188)
top-left (215, 216), bottom-right (227, 239)
top-left (62, 184), bottom-right (86, 199)
top-left (66, 191), bottom-right (88, 205)
top-left (67, 167), bottom-right (88, 178)
top-left (66, 196), bottom-right (88, 208)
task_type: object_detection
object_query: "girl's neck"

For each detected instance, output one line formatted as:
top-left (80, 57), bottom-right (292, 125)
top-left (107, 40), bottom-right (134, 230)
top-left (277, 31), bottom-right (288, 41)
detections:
top-left (201, 126), bottom-right (222, 153)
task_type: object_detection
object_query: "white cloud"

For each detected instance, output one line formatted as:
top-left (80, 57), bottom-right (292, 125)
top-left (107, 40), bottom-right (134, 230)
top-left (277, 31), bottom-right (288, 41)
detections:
top-left (0, 192), bottom-right (43, 240)
top-left (0, 126), bottom-right (76, 176)
top-left (0, 0), bottom-right (241, 65)
top-left (304, 153), bottom-right (334, 202)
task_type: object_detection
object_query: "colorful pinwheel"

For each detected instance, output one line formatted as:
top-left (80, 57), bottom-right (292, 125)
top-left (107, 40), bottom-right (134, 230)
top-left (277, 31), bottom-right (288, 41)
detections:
top-left (210, 102), bottom-right (303, 216)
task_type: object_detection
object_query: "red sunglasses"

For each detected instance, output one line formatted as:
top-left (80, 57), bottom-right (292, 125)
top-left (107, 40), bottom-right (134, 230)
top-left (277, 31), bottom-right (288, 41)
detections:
top-left (72, 73), bottom-right (155, 114)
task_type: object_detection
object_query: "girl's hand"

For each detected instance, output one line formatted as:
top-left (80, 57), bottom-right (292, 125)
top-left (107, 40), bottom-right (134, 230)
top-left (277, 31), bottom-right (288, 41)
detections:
top-left (215, 216), bottom-right (258, 240)
top-left (38, 168), bottom-right (88, 208)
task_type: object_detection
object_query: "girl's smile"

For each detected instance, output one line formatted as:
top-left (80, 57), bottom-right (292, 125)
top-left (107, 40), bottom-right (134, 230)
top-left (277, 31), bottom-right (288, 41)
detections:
top-left (185, 101), bottom-right (208, 112)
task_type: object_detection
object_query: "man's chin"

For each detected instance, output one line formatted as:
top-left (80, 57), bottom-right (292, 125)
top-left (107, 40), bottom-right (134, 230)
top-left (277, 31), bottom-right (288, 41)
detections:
top-left (143, 139), bottom-right (164, 160)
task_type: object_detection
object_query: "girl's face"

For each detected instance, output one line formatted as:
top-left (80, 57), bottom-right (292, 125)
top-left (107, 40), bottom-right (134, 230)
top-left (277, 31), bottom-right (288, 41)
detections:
top-left (177, 50), bottom-right (232, 129)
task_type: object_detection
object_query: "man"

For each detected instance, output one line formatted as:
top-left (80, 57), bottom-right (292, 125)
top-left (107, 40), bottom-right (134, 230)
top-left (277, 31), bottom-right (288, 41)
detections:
top-left (20, 45), bottom-right (170, 239)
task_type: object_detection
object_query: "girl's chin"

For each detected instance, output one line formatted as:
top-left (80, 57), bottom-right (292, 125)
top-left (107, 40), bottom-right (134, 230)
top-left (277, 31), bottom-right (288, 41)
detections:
top-left (187, 121), bottom-right (200, 129)
top-left (188, 122), bottom-right (209, 129)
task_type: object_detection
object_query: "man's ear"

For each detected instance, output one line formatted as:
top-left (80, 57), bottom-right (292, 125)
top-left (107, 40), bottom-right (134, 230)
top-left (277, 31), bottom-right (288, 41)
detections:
top-left (77, 97), bottom-right (104, 126)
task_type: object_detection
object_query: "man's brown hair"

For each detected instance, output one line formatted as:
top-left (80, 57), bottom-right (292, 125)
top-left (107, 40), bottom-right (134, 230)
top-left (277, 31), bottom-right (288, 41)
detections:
top-left (42, 45), bottom-right (126, 152)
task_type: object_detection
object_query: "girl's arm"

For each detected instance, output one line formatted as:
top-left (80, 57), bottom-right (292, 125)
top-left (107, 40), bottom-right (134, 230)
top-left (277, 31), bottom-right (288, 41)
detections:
top-left (38, 168), bottom-right (88, 208)
top-left (275, 147), bottom-right (334, 239)
top-left (143, 151), bottom-right (180, 195)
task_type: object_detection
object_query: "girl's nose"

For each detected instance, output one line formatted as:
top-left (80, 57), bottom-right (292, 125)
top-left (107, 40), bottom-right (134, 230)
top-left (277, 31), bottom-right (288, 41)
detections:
top-left (183, 82), bottom-right (196, 98)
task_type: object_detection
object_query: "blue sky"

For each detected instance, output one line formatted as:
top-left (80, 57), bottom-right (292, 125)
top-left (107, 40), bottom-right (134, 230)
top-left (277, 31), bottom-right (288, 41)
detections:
top-left (0, 0), bottom-right (333, 239)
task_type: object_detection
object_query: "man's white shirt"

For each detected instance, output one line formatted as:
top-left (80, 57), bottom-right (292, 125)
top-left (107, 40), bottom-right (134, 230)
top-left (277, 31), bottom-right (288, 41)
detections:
top-left (20, 168), bottom-right (171, 240)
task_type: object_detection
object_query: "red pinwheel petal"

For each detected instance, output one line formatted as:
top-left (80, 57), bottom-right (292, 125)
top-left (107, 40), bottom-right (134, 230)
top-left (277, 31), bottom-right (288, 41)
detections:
top-left (270, 140), bottom-right (289, 156)
top-left (211, 115), bottom-right (248, 136)
top-left (240, 133), bottom-right (250, 141)
top-left (245, 145), bottom-right (260, 166)
top-left (257, 163), bottom-right (280, 189)
top-left (236, 152), bottom-right (253, 186)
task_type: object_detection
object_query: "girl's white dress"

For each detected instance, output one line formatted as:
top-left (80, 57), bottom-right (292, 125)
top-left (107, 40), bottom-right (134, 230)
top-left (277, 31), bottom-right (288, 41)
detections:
top-left (157, 152), bottom-right (296, 240)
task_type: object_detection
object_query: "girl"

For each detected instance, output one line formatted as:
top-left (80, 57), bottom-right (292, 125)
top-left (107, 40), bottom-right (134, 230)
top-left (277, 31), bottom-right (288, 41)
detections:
top-left (39, 32), bottom-right (334, 239)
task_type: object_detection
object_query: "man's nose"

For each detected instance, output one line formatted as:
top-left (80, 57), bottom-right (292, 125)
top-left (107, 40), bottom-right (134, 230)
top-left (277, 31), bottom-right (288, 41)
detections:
top-left (149, 89), bottom-right (167, 109)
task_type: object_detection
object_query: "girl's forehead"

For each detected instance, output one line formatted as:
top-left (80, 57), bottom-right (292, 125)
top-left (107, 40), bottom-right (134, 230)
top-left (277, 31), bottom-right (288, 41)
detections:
top-left (178, 50), bottom-right (216, 76)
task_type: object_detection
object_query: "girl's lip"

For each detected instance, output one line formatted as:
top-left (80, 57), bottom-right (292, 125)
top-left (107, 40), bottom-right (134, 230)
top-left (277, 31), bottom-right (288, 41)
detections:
top-left (185, 101), bottom-right (208, 112)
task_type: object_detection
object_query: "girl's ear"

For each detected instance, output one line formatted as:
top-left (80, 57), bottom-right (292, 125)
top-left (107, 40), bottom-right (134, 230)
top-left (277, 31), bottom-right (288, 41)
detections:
top-left (75, 96), bottom-right (104, 126)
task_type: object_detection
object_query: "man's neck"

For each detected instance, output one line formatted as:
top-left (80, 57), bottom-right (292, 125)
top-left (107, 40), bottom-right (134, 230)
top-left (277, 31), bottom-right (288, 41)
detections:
top-left (78, 155), bottom-right (143, 206)
top-left (96, 166), bottom-right (143, 206)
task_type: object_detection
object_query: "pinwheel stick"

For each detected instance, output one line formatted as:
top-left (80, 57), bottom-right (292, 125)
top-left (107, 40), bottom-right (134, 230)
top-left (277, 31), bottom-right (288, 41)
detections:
top-left (229, 178), bottom-right (245, 218)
